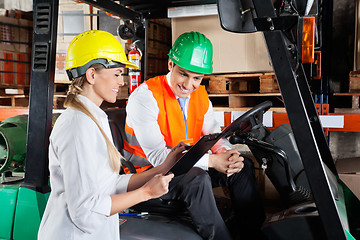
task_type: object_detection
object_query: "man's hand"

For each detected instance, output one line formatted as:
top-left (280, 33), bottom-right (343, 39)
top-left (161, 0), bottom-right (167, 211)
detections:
top-left (209, 147), bottom-right (244, 177)
top-left (159, 142), bottom-right (187, 174)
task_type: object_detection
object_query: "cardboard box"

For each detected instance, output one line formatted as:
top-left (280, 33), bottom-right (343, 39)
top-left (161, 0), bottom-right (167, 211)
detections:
top-left (171, 15), bottom-right (273, 74)
top-left (336, 157), bottom-right (360, 200)
top-left (0, 50), bottom-right (31, 87)
top-left (148, 20), bottom-right (171, 43)
top-left (57, 2), bottom-right (97, 45)
top-left (55, 50), bottom-right (69, 83)
top-left (3, 0), bottom-right (33, 11)
top-left (18, 18), bottom-right (32, 53)
top-left (0, 16), bottom-right (32, 54)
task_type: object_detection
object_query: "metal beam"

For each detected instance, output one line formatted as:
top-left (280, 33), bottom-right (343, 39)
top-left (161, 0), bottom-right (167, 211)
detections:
top-left (320, 0), bottom-right (333, 104)
top-left (142, 9), bottom-right (168, 19)
top-left (81, 0), bottom-right (142, 23)
top-left (121, 0), bottom-right (216, 6)
top-left (165, 0), bottom-right (216, 8)
top-left (121, 0), bottom-right (168, 6)
top-left (23, 0), bottom-right (59, 193)
top-left (120, 0), bottom-right (216, 19)
top-left (251, 0), bottom-right (347, 239)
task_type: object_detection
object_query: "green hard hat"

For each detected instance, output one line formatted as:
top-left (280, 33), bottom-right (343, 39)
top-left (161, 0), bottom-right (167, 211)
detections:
top-left (168, 31), bottom-right (213, 74)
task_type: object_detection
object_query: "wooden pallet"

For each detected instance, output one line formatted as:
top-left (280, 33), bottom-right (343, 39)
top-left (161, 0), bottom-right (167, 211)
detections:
top-left (205, 72), bottom-right (278, 94)
top-left (206, 73), bottom-right (262, 94)
top-left (54, 81), bottom-right (69, 95)
top-left (0, 94), bottom-right (29, 107)
top-left (333, 92), bottom-right (360, 114)
top-left (209, 92), bottom-right (285, 111)
top-left (204, 72), bottom-right (283, 111)
top-left (0, 87), bottom-right (30, 107)
top-left (349, 71), bottom-right (360, 93)
top-left (53, 94), bottom-right (66, 109)
top-left (259, 74), bottom-right (279, 93)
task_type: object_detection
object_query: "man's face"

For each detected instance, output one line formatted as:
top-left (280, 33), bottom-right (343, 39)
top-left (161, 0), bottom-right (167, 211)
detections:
top-left (168, 59), bottom-right (204, 98)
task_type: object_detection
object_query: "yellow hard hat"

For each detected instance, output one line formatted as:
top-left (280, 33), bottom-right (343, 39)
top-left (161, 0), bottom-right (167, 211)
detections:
top-left (65, 30), bottom-right (138, 80)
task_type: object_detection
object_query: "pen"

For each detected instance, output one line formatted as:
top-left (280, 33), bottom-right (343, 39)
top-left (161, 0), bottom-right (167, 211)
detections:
top-left (119, 212), bottom-right (149, 216)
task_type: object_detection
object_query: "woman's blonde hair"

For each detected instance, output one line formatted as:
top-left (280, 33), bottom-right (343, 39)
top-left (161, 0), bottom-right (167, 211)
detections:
top-left (64, 64), bottom-right (122, 172)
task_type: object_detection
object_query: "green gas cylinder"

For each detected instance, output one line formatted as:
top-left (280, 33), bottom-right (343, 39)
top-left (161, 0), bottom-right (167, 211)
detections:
top-left (0, 115), bottom-right (28, 173)
top-left (0, 114), bottom-right (60, 174)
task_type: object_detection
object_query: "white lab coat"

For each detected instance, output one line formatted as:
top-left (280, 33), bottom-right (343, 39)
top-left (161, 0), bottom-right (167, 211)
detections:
top-left (38, 95), bottom-right (132, 240)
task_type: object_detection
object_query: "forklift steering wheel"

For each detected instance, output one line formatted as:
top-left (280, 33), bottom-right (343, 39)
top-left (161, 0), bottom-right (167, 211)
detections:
top-left (246, 100), bottom-right (273, 130)
top-left (223, 101), bottom-right (273, 139)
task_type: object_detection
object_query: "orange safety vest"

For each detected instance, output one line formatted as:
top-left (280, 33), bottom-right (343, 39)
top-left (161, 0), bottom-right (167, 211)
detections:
top-left (123, 75), bottom-right (209, 173)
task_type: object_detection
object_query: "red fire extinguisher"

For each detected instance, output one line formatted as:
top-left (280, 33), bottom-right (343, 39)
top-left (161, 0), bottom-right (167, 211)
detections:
top-left (128, 42), bottom-right (141, 94)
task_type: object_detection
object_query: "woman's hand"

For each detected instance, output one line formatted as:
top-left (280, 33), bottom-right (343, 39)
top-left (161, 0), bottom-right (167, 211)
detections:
top-left (127, 142), bottom-right (185, 194)
top-left (141, 173), bottom-right (174, 199)
top-left (160, 142), bottom-right (187, 174)
top-left (111, 173), bottom-right (174, 215)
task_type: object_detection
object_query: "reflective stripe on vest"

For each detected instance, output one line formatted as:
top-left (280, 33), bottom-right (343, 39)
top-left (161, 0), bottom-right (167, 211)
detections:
top-left (123, 75), bottom-right (209, 173)
top-left (123, 124), bottom-right (152, 173)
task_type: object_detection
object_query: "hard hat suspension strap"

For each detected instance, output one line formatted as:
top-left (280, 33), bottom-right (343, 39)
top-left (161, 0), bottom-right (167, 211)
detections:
top-left (66, 58), bottom-right (125, 80)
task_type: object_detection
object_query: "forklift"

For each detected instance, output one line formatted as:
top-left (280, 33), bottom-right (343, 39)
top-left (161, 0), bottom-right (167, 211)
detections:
top-left (0, 0), bottom-right (359, 239)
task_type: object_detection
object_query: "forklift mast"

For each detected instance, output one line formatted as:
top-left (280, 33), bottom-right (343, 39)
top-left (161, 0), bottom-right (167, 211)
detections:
top-left (24, 1), bottom-right (353, 240)
top-left (217, 0), bottom-right (352, 238)
top-left (251, 0), bottom-right (346, 239)
top-left (24, 0), bottom-right (59, 192)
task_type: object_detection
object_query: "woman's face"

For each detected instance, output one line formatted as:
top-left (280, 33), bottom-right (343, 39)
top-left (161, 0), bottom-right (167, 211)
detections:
top-left (91, 67), bottom-right (125, 106)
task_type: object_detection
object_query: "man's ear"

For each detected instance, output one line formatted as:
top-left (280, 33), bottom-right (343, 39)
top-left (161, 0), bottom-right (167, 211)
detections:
top-left (85, 67), bottom-right (96, 85)
top-left (168, 59), bottom-right (174, 72)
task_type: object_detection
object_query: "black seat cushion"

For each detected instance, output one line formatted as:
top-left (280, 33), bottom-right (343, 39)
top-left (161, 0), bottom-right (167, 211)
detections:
top-left (105, 108), bottom-right (126, 152)
top-left (105, 108), bottom-right (136, 173)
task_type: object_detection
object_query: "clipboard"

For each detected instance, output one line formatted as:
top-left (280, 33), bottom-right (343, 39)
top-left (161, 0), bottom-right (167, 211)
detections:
top-left (167, 110), bottom-right (253, 176)
top-left (168, 133), bottom-right (222, 176)
top-left (167, 101), bottom-right (272, 176)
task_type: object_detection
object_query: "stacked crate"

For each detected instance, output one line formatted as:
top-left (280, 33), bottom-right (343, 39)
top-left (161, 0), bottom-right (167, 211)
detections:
top-left (349, 71), bottom-right (360, 93)
top-left (0, 14), bottom-right (32, 107)
top-left (333, 71), bottom-right (360, 113)
top-left (204, 72), bottom-right (283, 112)
top-left (146, 20), bottom-right (171, 80)
top-left (259, 73), bottom-right (279, 93)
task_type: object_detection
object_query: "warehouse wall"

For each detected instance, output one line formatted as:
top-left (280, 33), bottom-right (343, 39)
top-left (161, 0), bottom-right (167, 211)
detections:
top-left (329, 0), bottom-right (360, 161)
top-left (0, 0), bottom-right (32, 11)
top-left (330, 132), bottom-right (360, 160)
top-left (330, 0), bottom-right (355, 93)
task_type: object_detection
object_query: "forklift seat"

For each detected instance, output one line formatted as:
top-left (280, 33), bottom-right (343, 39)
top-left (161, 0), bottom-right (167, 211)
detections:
top-left (105, 108), bottom-right (187, 215)
top-left (106, 108), bottom-right (137, 174)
